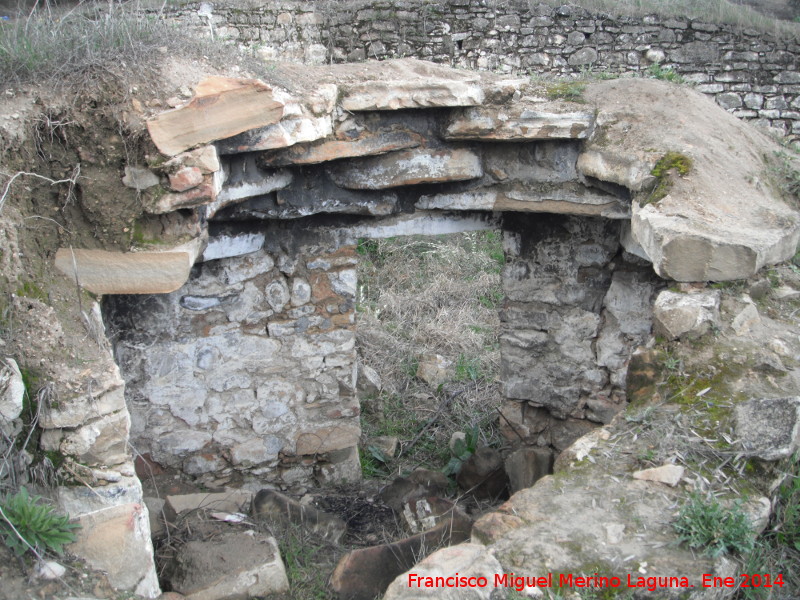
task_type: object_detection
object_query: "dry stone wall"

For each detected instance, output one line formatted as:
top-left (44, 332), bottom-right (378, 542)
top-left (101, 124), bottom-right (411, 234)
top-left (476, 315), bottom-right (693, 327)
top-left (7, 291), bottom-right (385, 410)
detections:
top-left (79, 59), bottom-right (798, 495)
top-left (155, 0), bottom-right (800, 135)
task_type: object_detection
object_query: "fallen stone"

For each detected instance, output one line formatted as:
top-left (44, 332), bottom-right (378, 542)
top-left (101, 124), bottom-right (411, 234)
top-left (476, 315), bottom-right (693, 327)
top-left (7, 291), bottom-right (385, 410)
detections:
top-left (577, 149), bottom-right (656, 192)
top-left (34, 560), bottom-right (66, 580)
top-left (445, 106), bottom-right (595, 140)
top-left (415, 353), bottom-right (453, 387)
top-left (338, 58), bottom-right (484, 111)
top-left (146, 77), bottom-right (286, 156)
top-left (633, 463), bottom-right (685, 486)
top-left (774, 285), bottom-right (800, 300)
top-left (456, 447), bottom-right (509, 500)
top-left (356, 362), bottom-right (382, 396)
top-left (0, 357), bottom-right (24, 434)
top-left (653, 289), bottom-right (720, 340)
top-left (379, 468), bottom-right (450, 513)
top-left (328, 147), bottom-right (483, 190)
top-left (251, 488), bottom-right (346, 542)
top-left (163, 145), bottom-right (220, 175)
top-left (735, 397), bottom-right (800, 460)
top-left (383, 543), bottom-right (504, 600)
top-left (168, 166), bottom-right (204, 192)
top-left (732, 302), bottom-right (761, 336)
top-left (367, 435), bottom-right (398, 458)
top-left (329, 510), bottom-right (472, 600)
top-left (69, 503), bottom-right (160, 598)
top-left (170, 532), bottom-right (288, 600)
top-left (258, 128), bottom-right (423, 167)
top-left (123, 166), bottom-right (160, 190)
top-left (215, 115), bottom-right (332, 154)
top-left (54, 238), bottom-right (203, 295)
top-left (164, 490), bottom-right (254, 524)
top-left (504, 447), bottom-right (553, 494)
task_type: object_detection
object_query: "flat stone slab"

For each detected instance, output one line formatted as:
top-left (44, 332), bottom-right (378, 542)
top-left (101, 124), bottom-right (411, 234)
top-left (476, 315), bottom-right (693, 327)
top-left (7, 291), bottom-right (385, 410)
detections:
top-left (147, 77), bottom-right (286, 156)
top-left (215, 114), bottom-right (332, 154)
top-left (54, 238), bottom-right (203, 295)
top-left (417, 183), bottom-right (630, 218)
top-left (333, 58), bottom-right (484, 111)
top-left (258, 128), bottom-right (423, 167)
top-left (328, 147), bottom-right (483, 190)
top-left (207, 154), bottom-right (293, 217)
top-left (164, 490), bottom-right (254, 523)
top-left (170, 532), bottom-right (288, 600)
top-left (582, 78), bottom-right (800, 281)
top-left (445, 106), bottom-right (595, 140)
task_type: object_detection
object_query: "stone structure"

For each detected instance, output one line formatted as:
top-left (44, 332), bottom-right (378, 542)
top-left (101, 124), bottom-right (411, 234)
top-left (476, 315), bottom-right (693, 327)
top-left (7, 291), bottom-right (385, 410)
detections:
top-left (150, 0), bottom-right (800, 136)
top-left (72, 59), bottom-right (796, 496)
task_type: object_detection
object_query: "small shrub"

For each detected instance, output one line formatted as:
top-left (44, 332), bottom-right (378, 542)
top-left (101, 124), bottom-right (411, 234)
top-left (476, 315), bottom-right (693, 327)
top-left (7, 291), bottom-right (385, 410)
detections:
top-left (768, 151), bottom-right (800, 207)
top-left (673, 492), bottom-right (755, 558)
top-left (545, 81), bottom-right (587, 102)
top-left (646, 64), bottom-right (684, 83)
top-left (443, 425), bottom-right (479, 477)
top-left (0, 487), bottom-right (79, 557)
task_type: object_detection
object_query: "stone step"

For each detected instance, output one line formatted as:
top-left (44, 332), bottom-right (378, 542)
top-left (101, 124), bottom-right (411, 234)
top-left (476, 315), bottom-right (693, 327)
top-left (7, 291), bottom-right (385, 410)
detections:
top-left (54, 238), bottom-right (203, 295)
top-left (146, 77), bottom-right (286, 156)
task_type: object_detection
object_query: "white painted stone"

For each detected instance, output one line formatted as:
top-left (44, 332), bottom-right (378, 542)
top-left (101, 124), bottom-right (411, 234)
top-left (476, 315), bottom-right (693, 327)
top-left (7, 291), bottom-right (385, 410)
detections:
top-left (201, 232), bottom-right (265, 262)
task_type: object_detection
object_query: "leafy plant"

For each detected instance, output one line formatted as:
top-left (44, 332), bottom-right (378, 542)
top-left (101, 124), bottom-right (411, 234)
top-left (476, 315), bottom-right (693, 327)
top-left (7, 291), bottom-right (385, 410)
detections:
top-left (673, 492), bottom-right (754, 558)
top-left (646, 63), bottom-right (684, 83)
top-left (443, 426), bottom-right (479, 477)
top-left (544, 80), bottom-right (587, 102)
top-left (0, 487), bottom-right (79, 557)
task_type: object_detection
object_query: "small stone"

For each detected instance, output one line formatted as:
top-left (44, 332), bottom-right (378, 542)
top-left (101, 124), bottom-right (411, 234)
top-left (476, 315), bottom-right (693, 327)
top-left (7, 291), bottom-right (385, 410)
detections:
top-left (367, 436), bottom-right (398, 458)
top-left (0, 357), bottom-right (24, 433)
top-left (122, 166), bottom-right (159, 190)
top-left (35, 560), bottom-right (66, 580)
top-left (415, 354), bottom-right (453, 387)
top-left (653, 290), bottom-right (720, 340)
top-left (732, 302), bottom-right (760, 336)
top-left (168, 166), bottom-right (203, 192)
top-left (633, 464), bottom-right (685, 486)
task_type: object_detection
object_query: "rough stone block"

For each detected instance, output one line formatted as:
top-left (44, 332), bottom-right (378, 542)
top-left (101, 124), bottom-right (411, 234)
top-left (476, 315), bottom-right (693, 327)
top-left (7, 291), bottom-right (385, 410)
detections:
top-left (170, 532), bottom-right (289, 600)
top-left (215, 114), bottom-right (332, 154)
top-left (445, 106), bottom-right (595, 140)
top-left (146, 77), bottom-right (286, 156)
top-left (0, 357), bottom-right (24, 433)
top-left (295, 422), bottom-right (360, 455)
top-left (652, 289), bottom-right (720, 340)
top-left (327, 147), bottom-right (482, 189)
top-left (41, 410), bottom-right (131, 467)
top-left (383, 543), bottom-right (504, 600)
top-left (735, 397), bottom-right (800, 461)
top-left (69, 503), bottom-right (160, 598)
top-left (505, 447), bottom-right (553, 493)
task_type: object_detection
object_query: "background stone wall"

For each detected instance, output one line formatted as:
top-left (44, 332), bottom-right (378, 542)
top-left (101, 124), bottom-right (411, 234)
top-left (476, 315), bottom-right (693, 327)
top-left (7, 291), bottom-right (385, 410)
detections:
top-left (156, 0), bottom-right (800, 136)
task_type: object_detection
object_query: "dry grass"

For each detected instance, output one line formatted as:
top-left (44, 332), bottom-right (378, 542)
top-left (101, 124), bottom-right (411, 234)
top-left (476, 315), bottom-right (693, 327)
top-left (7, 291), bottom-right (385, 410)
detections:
top-left (356, 231), bottom-right (506, 475)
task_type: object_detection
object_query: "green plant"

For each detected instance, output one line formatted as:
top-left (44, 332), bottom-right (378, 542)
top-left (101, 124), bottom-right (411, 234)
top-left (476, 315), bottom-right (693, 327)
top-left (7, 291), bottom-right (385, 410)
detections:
top-left (0, 487), bottom-right (79, 557)
top-left (767, 151), bottom-right (800, 207)
top-left (544, 80), bottom-right (587, 102)
top-left (443, 425), bottom-right (479, 477)
top-left (673, 492), bottom-right (755, 558)
top-left (454, 353), bottom-right (484, 382)
top-left (360, 444), bottom-right (391, 478)
top-left (643, 151), bottom-right (693, 205)
top-left (646, 63), bottom-right (684, 83)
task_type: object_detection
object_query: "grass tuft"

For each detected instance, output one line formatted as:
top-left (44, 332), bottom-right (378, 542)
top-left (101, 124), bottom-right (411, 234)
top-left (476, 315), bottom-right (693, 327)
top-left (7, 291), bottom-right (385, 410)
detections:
top-left (673, 492), bottom-right (755, 558)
